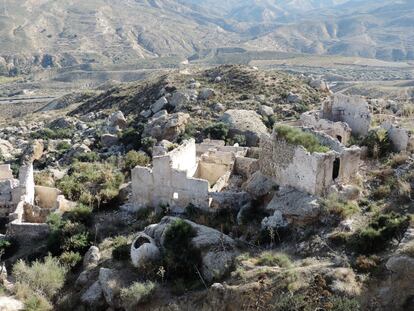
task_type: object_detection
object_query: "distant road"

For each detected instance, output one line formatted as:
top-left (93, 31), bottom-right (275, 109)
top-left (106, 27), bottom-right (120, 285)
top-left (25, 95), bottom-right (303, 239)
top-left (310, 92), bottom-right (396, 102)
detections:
top-left (0, 96), bottom-right (56, 104)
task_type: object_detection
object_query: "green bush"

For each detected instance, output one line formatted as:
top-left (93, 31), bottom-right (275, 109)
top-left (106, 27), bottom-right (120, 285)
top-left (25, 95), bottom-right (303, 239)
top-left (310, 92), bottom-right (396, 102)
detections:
top-left (31, 128), bottom-right (74, 140)
top-left (322, 194), bottom-right (359, 219)
top-left (59, 251), bottom-right (82, 268)
top-left (350, 212), bottom-right (410, 254)
top-left (123, 150), bottom-right (150, 171)
top-left (73, 152), bottom-right (100, 163)
top-left (63, 232), bottom-right (90, 253)
top-left (12, 255), bottom-right (67, 300)
top-left (15, 283), bottom-right (52, 311)
top-left (141, 137), bottom-right (157, 155)
top-left (227, 134), bottom-right (246, 146)
top-left (47, 213), bottom-right (91, 256)
top-left (275, 125), bottom-right (330, 153)
top-left (56, 141), bottom-right (71, 151)
top-left (120, 281), bottom-right (156, 309)
top-left (57, 161), bottom-right (124, 206)
top-left (66, 204), bottom-right (93, 226)
top-left (112, 236), bottom-right (130, 261)
top-left (163, 219), bottom-right (202, 281)
top-left (361, 129), bottom-right (392, 158)
top-left (256, 252), bottom-right (293, 268)
top-left (263, 115), bottom-right (277, 130)
top-left (204, 122), bottom-right (229, 140)
top-left (120, 124), bottom-right (144, 150)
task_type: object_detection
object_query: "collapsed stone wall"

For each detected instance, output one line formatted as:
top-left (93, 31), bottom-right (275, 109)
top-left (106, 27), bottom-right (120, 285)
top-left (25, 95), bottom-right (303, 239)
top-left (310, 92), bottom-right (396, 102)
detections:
top-left (381, 122), bottom-right (410, 152)
top-left (0, 165), bottom-right (19, 209)
top-left (259, 129), bottom-right (361, 196)
top-left (259, 133), bottom-right (336, 195)
top-left (132, 139), bottom-right (211, 211)
top-left (323, 94), bottom-right (371, 137)
top-left (5, 163), bottom-right (69, 242)
top-left (301, 110), bottom-right (352, 145)
top-left (0, 164), bottom-right (13, 180)
top-left (131, 139), bottom-right (248, 211)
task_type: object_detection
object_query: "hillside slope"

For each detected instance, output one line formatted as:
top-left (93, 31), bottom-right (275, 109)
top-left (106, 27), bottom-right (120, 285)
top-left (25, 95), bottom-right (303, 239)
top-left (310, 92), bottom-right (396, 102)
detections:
top-left (0, 0), bottom-right (413, 76)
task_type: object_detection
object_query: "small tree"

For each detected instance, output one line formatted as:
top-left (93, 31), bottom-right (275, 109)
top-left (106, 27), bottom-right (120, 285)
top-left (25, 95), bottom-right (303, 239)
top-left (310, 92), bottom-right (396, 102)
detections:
top-left (204, 122), bottom-right (229, 140)
top-left (163, 219), bottom-right (202, 281)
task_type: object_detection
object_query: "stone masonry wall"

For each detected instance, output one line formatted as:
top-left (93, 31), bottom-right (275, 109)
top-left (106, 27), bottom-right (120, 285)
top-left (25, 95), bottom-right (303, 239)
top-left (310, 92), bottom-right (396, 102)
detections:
top-left (132, 139), bottom-right (211, 211)
top-left (259, 133), bottom-right (336, 195)
top-left (324, 94), bottom-right (371, 137)
top-left (301, 110), bottom-right (352, 145)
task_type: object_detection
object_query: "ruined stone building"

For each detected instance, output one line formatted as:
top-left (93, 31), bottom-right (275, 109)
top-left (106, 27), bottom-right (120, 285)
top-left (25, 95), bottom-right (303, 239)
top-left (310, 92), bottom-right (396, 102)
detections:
top-left (0, 163), bottom-right (71, 241)
top-left (131, 139), bottom-right (249, 211)
top-left (303, 94), bottom-right (371, 140)
top-left (259, 128), bottom-right (361, 196)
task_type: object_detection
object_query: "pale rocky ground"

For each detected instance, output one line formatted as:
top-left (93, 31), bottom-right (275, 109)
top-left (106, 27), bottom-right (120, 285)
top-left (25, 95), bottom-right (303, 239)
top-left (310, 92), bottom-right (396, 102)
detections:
top-left (0, 65), bottom-right (413, 311)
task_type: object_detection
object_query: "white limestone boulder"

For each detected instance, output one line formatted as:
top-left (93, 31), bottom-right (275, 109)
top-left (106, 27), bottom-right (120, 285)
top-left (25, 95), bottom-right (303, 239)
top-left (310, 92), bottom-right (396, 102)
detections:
top-left (99, 268), bottom-right (122, 308)
top-left (0, 297), bottom-right (24, 311)
top-left (169, 91), bottom-right (189, 109)
top-left (221, 109), bottom-right (268, 146)
top-left (144, 216), bottom-right (238, 282)
top-left (198, 88), bottom-right (216, 100)
top-left (243, 171), bottom-right (276, 198)
top-left (261, 210), bottom-right (288, 231)
top-left (143, 112), bottom-right (190, 142)
top-left (83, 246), bottom-right (101, 269)
top-left (151, 96), bottom-right (168, 114)
top-left (130, 232), bottom-right (161, 269)
top-left (258, 105), bottom-right (274, 117)
top-left (109, 111), bottom-right (127, 129)
top-left (266, 188), bottom-right (321, 225)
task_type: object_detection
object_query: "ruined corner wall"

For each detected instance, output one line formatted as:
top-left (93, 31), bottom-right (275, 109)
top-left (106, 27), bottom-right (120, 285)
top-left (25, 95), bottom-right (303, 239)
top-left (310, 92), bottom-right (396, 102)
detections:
top-left (18, 164), bottom-right (35, 205)
top-left (168, 139), bottom-right (198, 177)
top-left (259, 134), bottom-right (335, 195)
top-left (0, 164), bottom-right (13, 180)
top-left (324, 94), bottom-right (371, 137)
top-left (338, 146), bottom-right (361, 184)
top-left (132, 139), bottom-right (210, 211)
top-left (131, 166), bottom-right (210, 211)
top-left (196, 150), bottom-right (235, 185)
top-left (301, 111), bottom-right (352, 145)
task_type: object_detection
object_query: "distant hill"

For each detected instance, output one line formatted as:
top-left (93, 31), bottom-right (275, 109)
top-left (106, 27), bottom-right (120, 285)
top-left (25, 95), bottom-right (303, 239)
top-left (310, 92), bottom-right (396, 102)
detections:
top-left (0, 0), bottom-right (412, 75)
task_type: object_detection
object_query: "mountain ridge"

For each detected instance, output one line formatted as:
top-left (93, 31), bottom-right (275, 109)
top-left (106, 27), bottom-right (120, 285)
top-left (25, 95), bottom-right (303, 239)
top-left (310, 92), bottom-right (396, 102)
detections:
top-left (0, 0), bottom-right (412, 76)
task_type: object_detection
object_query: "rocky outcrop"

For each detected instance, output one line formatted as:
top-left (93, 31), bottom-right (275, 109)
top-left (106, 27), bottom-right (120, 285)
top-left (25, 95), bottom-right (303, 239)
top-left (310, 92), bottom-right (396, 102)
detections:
top-left (221, 109), bottom-right (268, 146)
top-left (0, 297), bottom-right (24, 311)
top-left (109, 111), bottom-right (127, 129)
top-left (81, 281), bottom-right (104, 308)
top-left (243, 171), bottom-right (276, 198)
top-left (144, 112), bottom-right (190, 142)
top-left (144, 216), bottom-right (238, 282)
top-left (101, 134), bottom-right (119, 147)
top-left (266, 188), bottom-right (321, 225)
top-left (99, 268), bottom-right (123, 308)
top-left (83, 246), bottom-right (101, 270)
